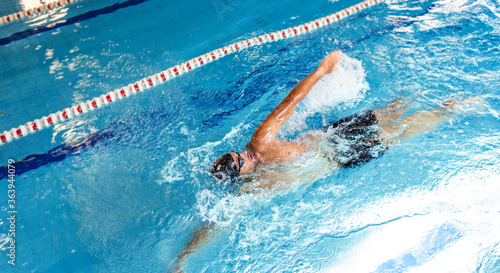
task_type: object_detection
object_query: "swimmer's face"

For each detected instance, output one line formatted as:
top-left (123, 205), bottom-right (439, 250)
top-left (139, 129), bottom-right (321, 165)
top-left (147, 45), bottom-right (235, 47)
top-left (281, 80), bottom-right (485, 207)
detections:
top-left (229, 150), bottom-right (258, 175)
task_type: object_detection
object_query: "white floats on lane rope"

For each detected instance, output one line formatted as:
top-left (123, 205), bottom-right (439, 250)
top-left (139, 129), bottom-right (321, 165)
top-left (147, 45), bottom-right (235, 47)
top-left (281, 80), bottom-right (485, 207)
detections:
top-left (0, 0), bottom-right (83, 26)
top-left (0, 0), bottom-right (384, 145)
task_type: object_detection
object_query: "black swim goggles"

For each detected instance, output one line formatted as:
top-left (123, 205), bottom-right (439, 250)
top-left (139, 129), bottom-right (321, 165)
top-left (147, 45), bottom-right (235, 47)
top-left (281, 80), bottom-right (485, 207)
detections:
top-left (232, 151), bottom-right (245, 170)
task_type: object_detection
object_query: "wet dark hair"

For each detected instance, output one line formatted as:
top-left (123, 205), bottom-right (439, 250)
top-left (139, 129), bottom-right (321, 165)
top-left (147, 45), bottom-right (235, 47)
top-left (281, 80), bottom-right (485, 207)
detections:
top-left (211, 153), bottom-right (239, 181)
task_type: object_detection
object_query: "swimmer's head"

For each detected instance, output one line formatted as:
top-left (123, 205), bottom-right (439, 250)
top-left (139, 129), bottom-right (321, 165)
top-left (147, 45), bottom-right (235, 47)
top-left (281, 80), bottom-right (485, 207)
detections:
top-left (211, 151), bottom-right (259, 181)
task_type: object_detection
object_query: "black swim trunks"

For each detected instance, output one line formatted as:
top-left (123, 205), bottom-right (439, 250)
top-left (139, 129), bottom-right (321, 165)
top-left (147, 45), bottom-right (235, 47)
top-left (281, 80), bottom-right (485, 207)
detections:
top-left (324, 111), bottom-right (386, 168)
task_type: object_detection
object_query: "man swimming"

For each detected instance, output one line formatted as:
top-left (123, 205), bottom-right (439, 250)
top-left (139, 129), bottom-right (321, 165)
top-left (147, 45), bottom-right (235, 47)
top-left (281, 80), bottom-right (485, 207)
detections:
top-left (211, 50), bottom-right (478, 187)
top-left (211, 51), bottom-right (342, 180)
top-left (174, 50), bottom-right (480, 271)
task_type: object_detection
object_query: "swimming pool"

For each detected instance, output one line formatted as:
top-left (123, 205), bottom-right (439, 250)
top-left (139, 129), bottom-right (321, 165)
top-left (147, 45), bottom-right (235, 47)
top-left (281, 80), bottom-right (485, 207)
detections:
top-left (1, 0), bottom-right (499, 272)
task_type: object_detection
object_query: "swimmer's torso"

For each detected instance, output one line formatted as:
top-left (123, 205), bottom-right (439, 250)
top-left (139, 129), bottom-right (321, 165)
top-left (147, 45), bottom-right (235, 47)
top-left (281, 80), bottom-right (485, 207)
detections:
top-left (247, 139), bottom-right (306, 164)
top-left (247, 127), bottom-right (328, 164)
top-left (239, 137), bottom-right (336, 194)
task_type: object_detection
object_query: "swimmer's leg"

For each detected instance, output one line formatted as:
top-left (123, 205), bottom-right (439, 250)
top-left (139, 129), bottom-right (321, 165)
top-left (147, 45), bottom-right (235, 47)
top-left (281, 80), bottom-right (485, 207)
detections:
top-left (173, 223), bottom-right (217, 272)
top-left (376, 97), bottom-right (481, 144)
top-left (372, 98), bottom-right (411, 127)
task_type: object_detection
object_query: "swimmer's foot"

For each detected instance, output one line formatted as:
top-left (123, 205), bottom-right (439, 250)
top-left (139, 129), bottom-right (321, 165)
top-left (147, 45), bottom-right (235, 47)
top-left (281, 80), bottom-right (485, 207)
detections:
top-left (373, 97), bottom-right (413, 127)
top-left (379, 96), bottom-right (412, 114)
top-left (441, 96), bottom-right (485, 113)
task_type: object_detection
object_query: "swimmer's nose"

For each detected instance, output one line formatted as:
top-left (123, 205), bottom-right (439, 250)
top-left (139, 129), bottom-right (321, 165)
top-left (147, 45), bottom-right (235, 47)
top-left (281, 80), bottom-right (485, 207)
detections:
top-left (241, 151), bottom-right (249, 161)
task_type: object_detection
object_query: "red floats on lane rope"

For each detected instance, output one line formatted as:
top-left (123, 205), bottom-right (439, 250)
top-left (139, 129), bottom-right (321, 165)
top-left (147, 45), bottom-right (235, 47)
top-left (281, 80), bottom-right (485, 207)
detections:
top-left (0, 0), bottom-right (81, 26)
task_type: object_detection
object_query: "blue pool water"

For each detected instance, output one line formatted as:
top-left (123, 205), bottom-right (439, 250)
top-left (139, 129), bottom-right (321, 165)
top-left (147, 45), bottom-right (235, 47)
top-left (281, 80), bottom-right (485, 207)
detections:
top-left (1, 0), bottom-right (500, 272)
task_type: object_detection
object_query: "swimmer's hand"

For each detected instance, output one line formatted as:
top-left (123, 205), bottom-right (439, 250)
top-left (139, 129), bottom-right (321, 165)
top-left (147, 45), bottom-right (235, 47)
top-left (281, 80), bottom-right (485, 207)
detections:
top-left (317, 50), bottom-right (341, 75)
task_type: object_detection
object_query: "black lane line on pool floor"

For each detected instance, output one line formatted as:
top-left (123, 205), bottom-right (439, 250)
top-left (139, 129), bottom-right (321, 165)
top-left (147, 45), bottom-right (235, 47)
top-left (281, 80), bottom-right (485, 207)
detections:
top-left (0, 0), bottom-right (149, 46)
top-left (0, 130), bottom-right (115, 181)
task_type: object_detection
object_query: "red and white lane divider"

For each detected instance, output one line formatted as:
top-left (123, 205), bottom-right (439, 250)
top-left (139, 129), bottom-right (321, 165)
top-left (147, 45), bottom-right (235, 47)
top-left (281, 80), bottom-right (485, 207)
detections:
top-left (0, 0), bottom-right (384, 146)
top-left (0, 0), bottom-right (81, 25)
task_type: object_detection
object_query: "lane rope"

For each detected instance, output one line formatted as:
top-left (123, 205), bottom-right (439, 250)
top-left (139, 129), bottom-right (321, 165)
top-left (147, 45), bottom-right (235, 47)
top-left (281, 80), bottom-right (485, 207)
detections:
top-left (0, 0), bottom-right (384, 145)
top-left (0, 0), bottom-right (82, 26)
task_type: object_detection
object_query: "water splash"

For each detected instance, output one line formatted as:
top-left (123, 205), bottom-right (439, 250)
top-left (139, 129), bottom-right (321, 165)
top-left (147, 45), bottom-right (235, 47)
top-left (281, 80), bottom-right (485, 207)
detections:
top-left (158, 121), bottom-right (252, 184)
top-left (282, 53), bottom-right (370, 135)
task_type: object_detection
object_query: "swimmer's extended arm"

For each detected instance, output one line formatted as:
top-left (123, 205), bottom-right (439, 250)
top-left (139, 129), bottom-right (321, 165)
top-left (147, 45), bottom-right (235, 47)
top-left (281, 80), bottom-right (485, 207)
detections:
top-left (174, 223), bottom-right (217, 272)
top-left (249, 51), bottom-right (341, 157)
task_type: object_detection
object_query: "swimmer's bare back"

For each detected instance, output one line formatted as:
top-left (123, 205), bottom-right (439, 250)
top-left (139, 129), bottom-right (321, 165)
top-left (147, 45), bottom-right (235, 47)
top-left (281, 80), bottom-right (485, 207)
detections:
top-left (246, 50), bottom-right (342, 164)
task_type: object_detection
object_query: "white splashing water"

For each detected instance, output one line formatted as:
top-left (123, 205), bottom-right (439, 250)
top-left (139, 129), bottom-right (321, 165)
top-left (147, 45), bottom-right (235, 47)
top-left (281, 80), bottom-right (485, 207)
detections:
top-left (195, 189), bottom-right (269, 226)
top-left (282, 53), bottom-right (370, 135)
top-left (158, 121), bottom-right (252, 184)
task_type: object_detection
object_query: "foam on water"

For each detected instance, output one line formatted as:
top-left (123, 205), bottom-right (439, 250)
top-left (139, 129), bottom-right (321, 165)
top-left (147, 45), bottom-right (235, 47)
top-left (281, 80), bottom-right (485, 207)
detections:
top-left (195, 188), bottom-right (267, 226)
top-left (158, 120), bottom-right (253, 184)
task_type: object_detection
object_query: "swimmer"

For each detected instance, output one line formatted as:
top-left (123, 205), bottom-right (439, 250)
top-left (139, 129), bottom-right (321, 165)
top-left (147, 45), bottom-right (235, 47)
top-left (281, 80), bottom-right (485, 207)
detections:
top-left (211, 51), bottom-right (342, 181)
top-left (173, 50), bottom-right (480, 272)
top-left (211, 50), bottom-right (477, 192)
